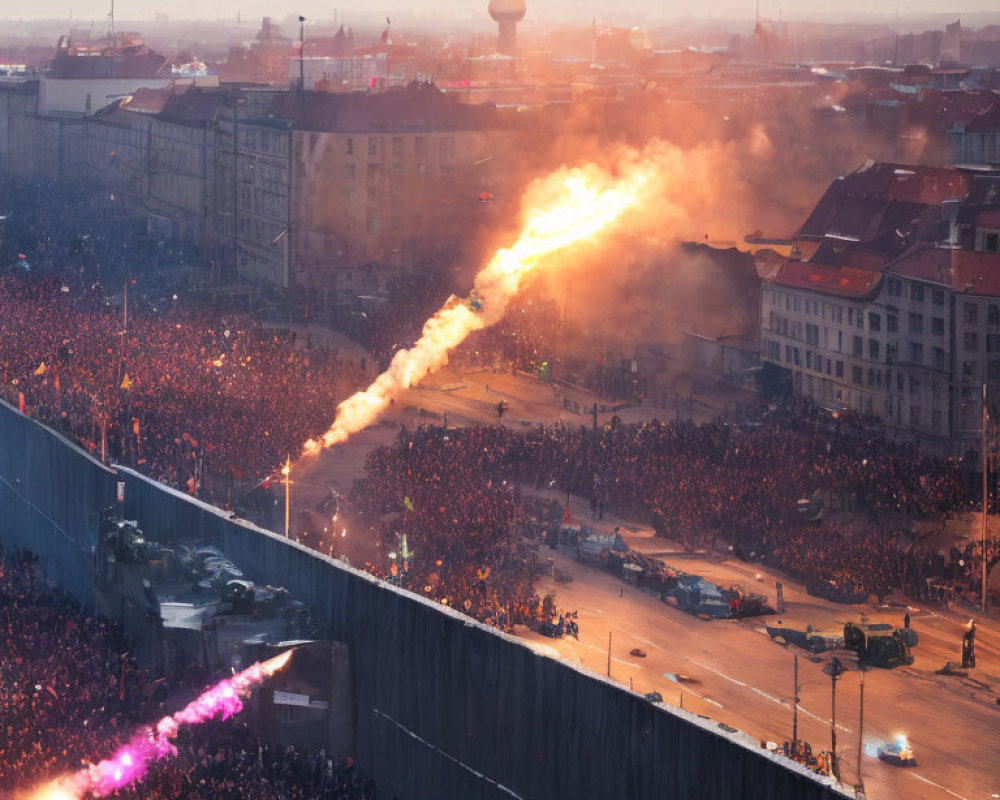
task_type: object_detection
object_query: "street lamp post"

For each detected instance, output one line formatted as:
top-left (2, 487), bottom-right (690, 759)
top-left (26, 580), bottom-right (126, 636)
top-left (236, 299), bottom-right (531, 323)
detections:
top-left (281, 455), bottom-right (291, 538)
top-left (791, 654), bottom-right (799, 754)
top-left (123, 279), bottom-right (133, 330)
top-left (826, 656), bottom-right (846, 780)
top-left (298, 16), bottom-right (306, 91)
top-left (855, 669), bottom-right (865, 798)
top-left (982, 382), bottom-right (989, 613)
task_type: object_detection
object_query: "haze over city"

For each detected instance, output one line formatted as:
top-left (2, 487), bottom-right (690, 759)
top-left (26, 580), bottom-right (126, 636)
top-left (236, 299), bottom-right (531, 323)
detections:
top-left (1, 2), bottom-right (999, 800)
top-left (4, 0), bottom-right (1000, 23)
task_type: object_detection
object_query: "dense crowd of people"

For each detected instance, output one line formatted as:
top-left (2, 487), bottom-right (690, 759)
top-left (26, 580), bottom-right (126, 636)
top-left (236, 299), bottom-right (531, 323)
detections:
top-left (355, 426), bottom-right (537, 623)
top-left (0, 549), bottom-right (374, 799)
top-left (0, 181), bottom-right (993, 613)
top-left (356, 408), bottom-right (985, 603)
top-left (512, 411), bottom-right (971, 595)
top-left (0, 549), bottom-right (154, 790)
top-left (109, 722), bottom-right (374, 800)
top-left (0, 178), bottom-right (148, 283)
top-left (0, 276), bottom-right (366, 496)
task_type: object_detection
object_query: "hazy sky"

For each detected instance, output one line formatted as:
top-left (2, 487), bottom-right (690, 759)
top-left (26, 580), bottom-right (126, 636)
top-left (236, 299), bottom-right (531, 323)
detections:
top-left (2, 0), bottom-right (980, 25)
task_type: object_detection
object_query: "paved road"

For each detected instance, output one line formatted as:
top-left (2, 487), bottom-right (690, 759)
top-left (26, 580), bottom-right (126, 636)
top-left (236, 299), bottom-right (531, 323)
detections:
top-left (295, 367), bottom-right (1000, 800)
top-left (523, 497), bottom-right (1000, 800)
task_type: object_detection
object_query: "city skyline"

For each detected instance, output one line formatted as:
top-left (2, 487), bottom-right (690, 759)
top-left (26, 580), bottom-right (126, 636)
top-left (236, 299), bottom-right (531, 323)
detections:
top-left (0, 0), bottom-right (990, 26)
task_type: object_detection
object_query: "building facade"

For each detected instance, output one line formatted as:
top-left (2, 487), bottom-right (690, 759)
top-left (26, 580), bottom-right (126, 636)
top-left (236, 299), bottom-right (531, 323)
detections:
top-left (234, 118), bottom-right (291, 287)
top-left (947, 103), bottom-right (1000, 167)
top-left (0, 79), bottom-right (538, 294)
top-left (238, 84), bottom-right (531, 292)
top-left (761, 162), bottom-right (1000, 455)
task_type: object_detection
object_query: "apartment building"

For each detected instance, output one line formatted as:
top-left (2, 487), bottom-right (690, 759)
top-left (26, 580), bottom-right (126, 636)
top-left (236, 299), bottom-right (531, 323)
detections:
top-left (242, 83), bottom-right (532, 292)
top-left (0, 78), bottom-right (538, 292)
top-left (761, 162), bottom-right (1000, 454)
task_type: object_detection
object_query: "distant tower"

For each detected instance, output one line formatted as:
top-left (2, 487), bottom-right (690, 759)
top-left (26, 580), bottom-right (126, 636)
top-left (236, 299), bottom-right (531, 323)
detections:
top-left (488, 0), bottom-right (526, 55)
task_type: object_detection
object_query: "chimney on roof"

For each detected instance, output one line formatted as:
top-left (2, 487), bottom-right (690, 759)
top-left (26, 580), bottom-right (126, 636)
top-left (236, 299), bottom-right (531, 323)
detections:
top-left (940, 198), bottom-right (962, 249)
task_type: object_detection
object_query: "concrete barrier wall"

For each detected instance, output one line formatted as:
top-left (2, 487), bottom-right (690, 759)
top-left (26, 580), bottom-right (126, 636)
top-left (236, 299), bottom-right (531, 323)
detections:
top-left (0, 400), bottom-right (844, 800)
top-left (0, 400), bottom-right (115, 604)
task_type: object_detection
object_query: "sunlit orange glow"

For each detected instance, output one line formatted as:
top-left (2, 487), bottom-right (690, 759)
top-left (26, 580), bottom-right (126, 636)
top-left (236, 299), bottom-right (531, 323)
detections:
top-left (24, 779), bottom-right (80, 800)
top-left (261, 648), bottom-right (293, 675)
top-left (303, 151), bottom-right (656, 455)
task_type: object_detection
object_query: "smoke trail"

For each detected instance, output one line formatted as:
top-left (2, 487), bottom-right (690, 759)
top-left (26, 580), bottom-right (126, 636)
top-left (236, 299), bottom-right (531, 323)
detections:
top-left (25, 651), bottom-right (292, 800)
top-left (303, 147), bottom-right (659, 455)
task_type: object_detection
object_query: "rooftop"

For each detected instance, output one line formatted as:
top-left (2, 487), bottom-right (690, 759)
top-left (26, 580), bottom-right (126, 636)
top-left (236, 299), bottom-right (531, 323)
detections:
top-left (156, 86), bottom-right (231, 127)
top-left (965, 101), bottom-right (1000, 133)
top-left (797, 162), bottom-right (974, 266)
top-left (260, 82), bottom-right (521, 133)
top-left (769, 260), bottom-right (882, 299)
top-left (885, 245), bottom-right (1000, 297)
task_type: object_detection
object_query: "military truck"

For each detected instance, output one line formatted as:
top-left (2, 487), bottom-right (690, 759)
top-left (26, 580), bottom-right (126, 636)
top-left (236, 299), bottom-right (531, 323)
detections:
top-left (843, 622), bottom-right (917, 668)
top-left (766, 621), bottom-right (917, 667)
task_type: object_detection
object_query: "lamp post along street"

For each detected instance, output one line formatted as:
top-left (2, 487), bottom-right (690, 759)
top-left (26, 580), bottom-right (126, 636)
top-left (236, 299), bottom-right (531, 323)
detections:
top-left (298, 16), bottom-right (306, 90)
top-left (831, 665), bottom-right (837, 775)
top-left (983, 383), bottom-right (989, 613)
top-left (856, 669), bottom-right (865, 797)
top-left (792, 654), bottom-right (799, 752)
top-left (282, 456), bottom-right (291, 538)
top-left (824, 656), bottom-right (845, 780)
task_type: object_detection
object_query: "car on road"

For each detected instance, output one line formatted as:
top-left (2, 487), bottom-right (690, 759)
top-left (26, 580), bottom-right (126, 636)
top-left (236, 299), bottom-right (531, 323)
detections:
top-left (877, 735), bottom-right (917, 767)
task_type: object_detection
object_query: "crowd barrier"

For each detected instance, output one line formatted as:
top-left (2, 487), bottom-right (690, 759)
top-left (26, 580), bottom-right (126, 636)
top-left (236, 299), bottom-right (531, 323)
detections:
top-left (0, 400), bottom-right (844, 800)
top-left (0, 399), bottom-right (115, 604)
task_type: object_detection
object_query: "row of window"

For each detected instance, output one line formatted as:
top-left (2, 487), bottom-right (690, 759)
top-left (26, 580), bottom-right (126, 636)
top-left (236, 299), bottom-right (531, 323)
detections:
top-left (769, 313), bottom-right (945, 363)
top-left (766, 337), bottom-right (949, 378)
top-left (768, 291), bottom-right (867, 327)
top-left (339, 135), bottom-right (454, 162)
top-left (770, 316), bottom-right (1000, 377)
top-left (904, 312), bottom-right (949, 336)
top-left (796, 372), bottom-right (945, 432)
top-left (885, 277), bottom-right (947, 307)
top-left (769, 303), bottom-right (952, 338)
top-left (769, 286), bottom-right (1000, 335)
top-left (341, 163), bottom-right (452, 181)
top-left (767, 334), bottom-right (1000, 388)
top-left (882, 397), bottom-right (943, 432)
top-left (238, 128), bottom-right (289, 156)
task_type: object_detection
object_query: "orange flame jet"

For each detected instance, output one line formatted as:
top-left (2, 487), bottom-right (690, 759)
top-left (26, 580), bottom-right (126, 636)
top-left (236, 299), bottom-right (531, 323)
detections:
top-left (303, 152), bottom-right (657, 456)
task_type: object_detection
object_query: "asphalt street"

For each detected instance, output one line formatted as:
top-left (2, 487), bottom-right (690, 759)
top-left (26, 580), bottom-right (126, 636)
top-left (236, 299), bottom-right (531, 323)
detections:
top-left (295, 366), bottom-right (1000, 800)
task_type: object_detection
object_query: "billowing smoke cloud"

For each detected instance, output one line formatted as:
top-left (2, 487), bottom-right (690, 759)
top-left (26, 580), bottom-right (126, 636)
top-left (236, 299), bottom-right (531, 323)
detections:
top-left (304, 78), bottom-right (933, 449)
top-left (459, 81), bottom-right (930, 367)
top-left (304, 138), bottom-right (757, 452)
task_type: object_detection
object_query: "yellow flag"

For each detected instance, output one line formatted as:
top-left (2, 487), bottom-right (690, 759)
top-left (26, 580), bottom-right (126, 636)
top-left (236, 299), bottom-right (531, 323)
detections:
top-left (33, 362), bottom-right (47, 375)
top-left (120, 374), bottom-right (133, 390)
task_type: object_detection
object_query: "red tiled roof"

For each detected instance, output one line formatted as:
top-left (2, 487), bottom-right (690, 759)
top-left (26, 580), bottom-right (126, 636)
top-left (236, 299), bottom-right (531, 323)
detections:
top-left (885, 246), bottom-right (1000, 296)
top-left (769, 260), bottom-right (882, 298)
top-left (810, 243), bottom-right (896, 270)
top-left (914, 92), bottom-right (1000, 131)
top-left (965, 102), bottom-right (1000, 133)
top-left (977, 208), bottom-right (1000, 229)
top-left (798, 163), bottom-right (970, 242)
top-left (263, 83), bottom-right (519, 132)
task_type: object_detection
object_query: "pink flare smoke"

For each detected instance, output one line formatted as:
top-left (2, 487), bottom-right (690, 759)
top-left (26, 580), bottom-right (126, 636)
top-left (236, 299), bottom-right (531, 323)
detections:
top-left (26, 650), bottom-right (292, 800)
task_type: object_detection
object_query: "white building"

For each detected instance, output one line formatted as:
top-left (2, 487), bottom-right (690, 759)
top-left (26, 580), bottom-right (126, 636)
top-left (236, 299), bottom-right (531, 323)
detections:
top-left (760, 162), bottom-right (1000, 455)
